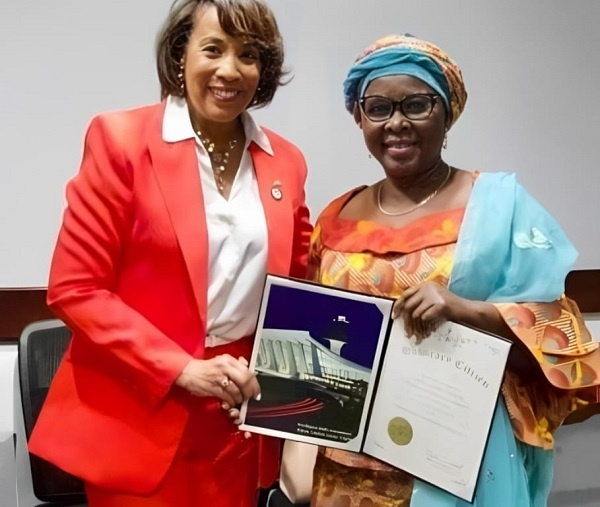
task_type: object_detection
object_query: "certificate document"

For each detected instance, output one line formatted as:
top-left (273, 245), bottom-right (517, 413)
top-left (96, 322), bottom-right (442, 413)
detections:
top-left (363, 318), bottom-right (511, 502)
top-left (240, 275), bottom-right (511, 502)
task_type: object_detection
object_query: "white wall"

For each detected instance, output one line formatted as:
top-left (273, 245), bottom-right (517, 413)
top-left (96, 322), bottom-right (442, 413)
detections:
top-left (1, 0), bottom-right (599, 287)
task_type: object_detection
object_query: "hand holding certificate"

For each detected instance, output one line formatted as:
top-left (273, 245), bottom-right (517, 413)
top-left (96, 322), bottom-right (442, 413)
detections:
top-left (240, 275), bottom-right (511, 502)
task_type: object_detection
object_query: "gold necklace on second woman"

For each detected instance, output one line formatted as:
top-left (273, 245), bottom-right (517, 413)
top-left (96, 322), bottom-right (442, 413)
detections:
top-left (377, 165), bottom-right (453, 216)
top-left (195, 130), bottom-right (238, 194)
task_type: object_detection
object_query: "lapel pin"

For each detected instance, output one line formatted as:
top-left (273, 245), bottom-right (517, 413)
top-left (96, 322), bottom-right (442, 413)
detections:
top-left (271, 181), bottom-right (282, 201)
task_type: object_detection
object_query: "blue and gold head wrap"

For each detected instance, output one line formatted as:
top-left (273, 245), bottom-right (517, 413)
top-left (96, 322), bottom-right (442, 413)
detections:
top-left (343, 34), bottom-right (467, 127)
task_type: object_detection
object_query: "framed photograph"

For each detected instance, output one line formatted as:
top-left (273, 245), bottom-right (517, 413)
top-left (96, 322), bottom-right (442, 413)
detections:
top-left (240, 274), bottom-right (393, 452)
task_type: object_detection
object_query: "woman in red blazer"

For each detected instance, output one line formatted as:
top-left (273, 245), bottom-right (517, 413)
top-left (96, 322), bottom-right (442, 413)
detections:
top-left (28, 1), bottom-right (312, 505)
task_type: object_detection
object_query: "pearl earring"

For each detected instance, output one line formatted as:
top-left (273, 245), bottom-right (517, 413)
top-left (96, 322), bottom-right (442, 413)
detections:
top-left (177, 62), bottom-right (185, 94)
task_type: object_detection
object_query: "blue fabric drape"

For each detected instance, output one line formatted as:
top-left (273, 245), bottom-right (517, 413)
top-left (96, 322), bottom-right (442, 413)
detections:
top-left (411, 172), bottom-right (576, 506)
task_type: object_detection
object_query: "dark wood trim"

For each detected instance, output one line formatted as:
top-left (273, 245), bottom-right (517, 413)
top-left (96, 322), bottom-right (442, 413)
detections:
top-left (0, 289), bottom-right (53, 340)
top-left (565, 269), bottom-right (600, 314)
top-left (0, 269), bottom-right (598, 341)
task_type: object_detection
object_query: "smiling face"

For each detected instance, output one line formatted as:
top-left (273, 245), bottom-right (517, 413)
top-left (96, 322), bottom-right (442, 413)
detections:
top-left (355, 74), bottom-right (449, 182)
top-left (183, 5), bottom-right (261, 132)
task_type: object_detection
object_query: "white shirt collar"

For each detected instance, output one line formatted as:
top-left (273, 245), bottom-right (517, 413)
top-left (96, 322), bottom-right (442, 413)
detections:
top-left (162, 95), bottom-right (273, 155)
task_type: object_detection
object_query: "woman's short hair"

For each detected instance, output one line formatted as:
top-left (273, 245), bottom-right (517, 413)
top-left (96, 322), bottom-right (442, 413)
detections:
top-left (156, 0), bottom-right (288, 109)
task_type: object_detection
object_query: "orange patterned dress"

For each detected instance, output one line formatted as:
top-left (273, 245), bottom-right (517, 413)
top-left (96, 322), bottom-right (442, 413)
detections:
top-left (307, 186), bottom-right (600, 506)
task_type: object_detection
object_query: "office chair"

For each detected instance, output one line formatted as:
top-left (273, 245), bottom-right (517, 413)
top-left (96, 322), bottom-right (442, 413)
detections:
top-left (18, 319), bottom-right (87, 506)
top-left (262, 484), bottom-right (310, 507)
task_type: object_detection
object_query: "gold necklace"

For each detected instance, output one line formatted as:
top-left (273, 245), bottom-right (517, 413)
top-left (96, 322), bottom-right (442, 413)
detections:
top-left (377, 166), bottom-right (453, 216)
top-left (195, 130), bottom-right (238, 194)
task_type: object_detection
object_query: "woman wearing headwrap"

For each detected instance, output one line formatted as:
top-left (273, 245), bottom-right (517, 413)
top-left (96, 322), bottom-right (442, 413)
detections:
top-left (290, 34), bottom-right (600, 507)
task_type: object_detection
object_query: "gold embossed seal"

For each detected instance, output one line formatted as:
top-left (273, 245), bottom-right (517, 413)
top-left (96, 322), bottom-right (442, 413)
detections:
top-left (387, 417), bottom-right (413, 446)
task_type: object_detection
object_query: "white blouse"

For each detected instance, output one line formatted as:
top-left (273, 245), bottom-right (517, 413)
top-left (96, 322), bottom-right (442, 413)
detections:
top-left (163, 96), bottom-right (272, 347)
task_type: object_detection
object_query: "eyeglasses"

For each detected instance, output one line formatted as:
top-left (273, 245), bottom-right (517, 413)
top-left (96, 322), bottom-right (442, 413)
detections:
top-left (358, 94), bottom-right (440, 122)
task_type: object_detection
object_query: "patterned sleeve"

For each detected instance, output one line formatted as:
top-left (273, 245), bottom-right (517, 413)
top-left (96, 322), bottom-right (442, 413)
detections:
top-left (307, 222), bottom-right (324, 282)
top-left (495, 297), bottom-right (600, 449)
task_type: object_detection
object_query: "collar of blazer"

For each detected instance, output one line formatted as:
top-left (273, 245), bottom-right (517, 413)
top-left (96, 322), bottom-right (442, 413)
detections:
top-left (147, 102), bottom-right (295, 322)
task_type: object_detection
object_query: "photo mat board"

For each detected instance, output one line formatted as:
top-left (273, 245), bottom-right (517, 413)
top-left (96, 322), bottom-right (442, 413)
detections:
top-left (240, 274), bottom-right (393, 451)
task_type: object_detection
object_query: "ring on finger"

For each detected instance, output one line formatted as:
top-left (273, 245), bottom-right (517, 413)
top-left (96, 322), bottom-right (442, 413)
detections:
top-left (220, 376), bottom-right (230, 388)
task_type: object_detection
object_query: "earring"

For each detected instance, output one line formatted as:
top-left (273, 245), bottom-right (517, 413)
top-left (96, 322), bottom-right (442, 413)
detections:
top-left (442, 132), bottom-right (448, 150)
top-left (177, 62), bottom-right (185, 95)
top-left (250, 85), bottom-right (262, 106)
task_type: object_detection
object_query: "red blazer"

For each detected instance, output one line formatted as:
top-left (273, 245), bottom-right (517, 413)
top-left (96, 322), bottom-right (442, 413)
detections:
top-left (28, 102), bottom-right (312, 494)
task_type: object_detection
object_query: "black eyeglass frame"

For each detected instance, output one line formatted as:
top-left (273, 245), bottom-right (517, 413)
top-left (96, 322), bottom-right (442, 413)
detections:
top-left (358, 93), bottom-right (441, 122)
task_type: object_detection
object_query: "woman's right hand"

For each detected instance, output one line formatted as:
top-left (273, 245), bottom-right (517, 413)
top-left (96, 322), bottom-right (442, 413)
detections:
top-left (174, 355), bottom-right (260, 407)
top-left (393, 281), bottom-right (463, 343)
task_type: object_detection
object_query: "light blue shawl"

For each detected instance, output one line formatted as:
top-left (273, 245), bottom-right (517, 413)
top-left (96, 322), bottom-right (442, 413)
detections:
top-left (411, 171), bottom-right (577, 507)
top-left (450, 172), bottom-right (577, 303)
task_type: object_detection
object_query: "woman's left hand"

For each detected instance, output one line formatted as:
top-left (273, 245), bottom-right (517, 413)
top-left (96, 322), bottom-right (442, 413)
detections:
top-left (392, 281), bottom-right (466, 342)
